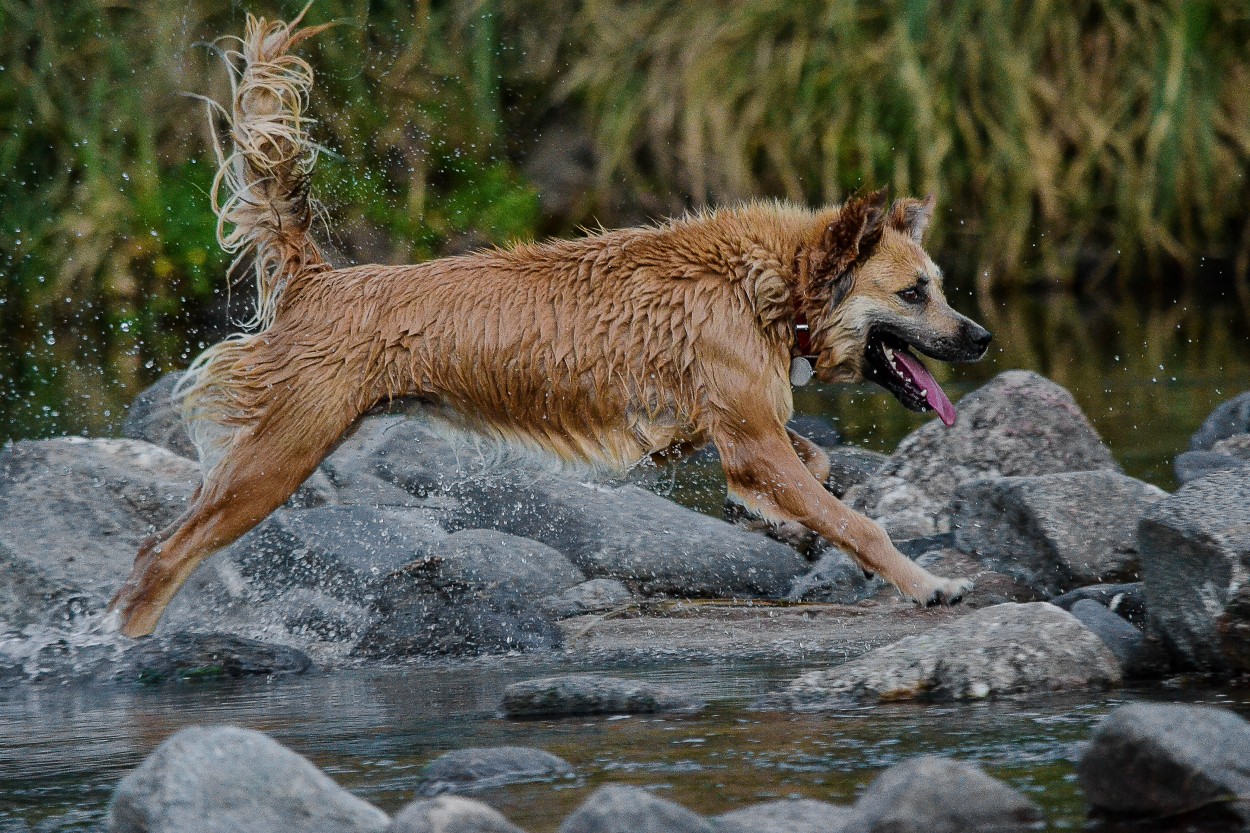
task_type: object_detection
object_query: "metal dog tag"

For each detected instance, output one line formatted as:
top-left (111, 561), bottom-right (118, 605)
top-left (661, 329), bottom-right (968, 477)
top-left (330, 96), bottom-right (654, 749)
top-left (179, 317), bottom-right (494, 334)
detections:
top-left (789, 357), bottom-right (813, 387)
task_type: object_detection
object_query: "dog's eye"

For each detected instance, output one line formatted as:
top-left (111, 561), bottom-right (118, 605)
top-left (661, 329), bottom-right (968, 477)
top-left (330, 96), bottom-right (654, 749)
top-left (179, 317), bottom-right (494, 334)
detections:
top-left (897, 285), bottom-right (926, 304)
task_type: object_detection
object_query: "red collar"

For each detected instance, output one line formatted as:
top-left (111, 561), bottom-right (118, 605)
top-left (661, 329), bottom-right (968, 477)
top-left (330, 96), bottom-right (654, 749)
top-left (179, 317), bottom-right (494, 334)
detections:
top-left (794, 310), bottom-right (815, 359)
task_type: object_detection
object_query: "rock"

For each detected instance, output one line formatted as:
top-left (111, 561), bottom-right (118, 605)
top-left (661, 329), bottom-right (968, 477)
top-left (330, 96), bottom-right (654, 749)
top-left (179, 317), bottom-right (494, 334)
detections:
top-left (847, 371), bottom-right (1119, 537)
top-left (1048, 583), bottom-right (1146, 628)
top-left (106, 632), bottom-right (312, 684)
top-left (787, 414), bottom-right (842, 448)
top-left (1190, 390), bottom-right (1250, 450)
top-left (786, 549), bottom-right (882, 604)
top-left (420, 530), bottom-right (584, 600)
top-left (1138, 467), bottom-right (1250, 672)
top-left (713, 799), bottom-right (851, 833)
top-left (121, 371), bottom-right (196, 459)
top-left (501, 674), bottom-right (706, 717)
top-left (1174, 449), bottom-right (1247, 485)
top-left (319, 414), bottom-right (446, 508)
top-left (823, 446), bottom-right (888, 499)
top-left (753, 602), bottom-right (1120, 710)
top-left (418, 746), bottom-right (572, 796)
top-left (0, 437), bottom-right (197, 630)
top-left (541, 579), bottom-right (632, 619)
top-left (950, 471), bottom-right (1165, 597)
top-left (558, 784), bottom-right (713, 833)
top-left (108, 725), bottom-right (388, 833)
top-left (843, 755), bottom-right (1043, 833)
top-left (387, 796), bottom-right (526, 833)
top-left (1066, 600), bottom-right (1165, 678)
top-left (911, 548), bottom-right (1038, 606)
top-left (1078, 702), bottom-right (1250, 824)
top-left (1216, 433), bottom-right (1250, 459)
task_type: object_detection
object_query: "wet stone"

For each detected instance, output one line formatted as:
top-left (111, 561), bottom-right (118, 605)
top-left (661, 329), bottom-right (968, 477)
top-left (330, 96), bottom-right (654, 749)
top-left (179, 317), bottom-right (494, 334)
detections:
top-left (843, 755), bottom-right (1044, 833)
top-left (1065, 600), bottom-right (1166, 679)
top-left (417, 746), bottom-right (573, 796)
top-left (1048, 582), bottom-right (1146, 628)
top-left (754, 602), bottom-right (1120, 710)
top-left (501, 674), bottom-right (706, 717)
top-left (713, 798), bottom-right (852, 833)
top-left (105, 632), bottom-right (312, 685)
top-left (1078, 702), bottom-right (1250, 824)
top-left (386, 796), bottom-right (525, 833)
top-left (786, 548), bottom-right (882, 604)
top-left (823, 446), bottom-right (888, 499)
top-left (541, 578), bottom-right (632, 619)
top-left (558, 784), bottom-right (714, 833)
top-left (108, 725), bottom-right (388, 833)
top-left (1190, 390), bottom-right (1250, 450)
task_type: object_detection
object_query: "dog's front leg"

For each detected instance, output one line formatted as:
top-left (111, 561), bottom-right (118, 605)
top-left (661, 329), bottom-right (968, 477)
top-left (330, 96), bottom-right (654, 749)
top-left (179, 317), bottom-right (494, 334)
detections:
top-left (716, 418), bottom-right (972, 605)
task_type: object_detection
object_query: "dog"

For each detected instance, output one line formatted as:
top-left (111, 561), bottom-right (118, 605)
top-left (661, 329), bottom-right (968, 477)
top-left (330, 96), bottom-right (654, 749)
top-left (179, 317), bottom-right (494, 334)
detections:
top-left (106, 12), bottom-right (992, 638)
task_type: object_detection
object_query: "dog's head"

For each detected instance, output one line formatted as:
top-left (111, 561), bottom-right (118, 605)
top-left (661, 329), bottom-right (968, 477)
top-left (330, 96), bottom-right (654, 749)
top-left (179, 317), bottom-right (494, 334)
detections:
top-left (800, 189), bottom-right (991, 426)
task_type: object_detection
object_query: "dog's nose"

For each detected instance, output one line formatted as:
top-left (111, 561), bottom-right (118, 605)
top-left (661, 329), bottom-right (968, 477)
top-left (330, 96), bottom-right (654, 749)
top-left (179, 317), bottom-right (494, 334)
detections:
top-left (967, 322), bottom-right (993, 353)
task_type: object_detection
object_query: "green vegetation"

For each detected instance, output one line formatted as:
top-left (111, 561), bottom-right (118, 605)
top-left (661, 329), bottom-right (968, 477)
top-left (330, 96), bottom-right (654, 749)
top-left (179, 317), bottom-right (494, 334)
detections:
top-left (1, 0), bottom-right (1248, 442)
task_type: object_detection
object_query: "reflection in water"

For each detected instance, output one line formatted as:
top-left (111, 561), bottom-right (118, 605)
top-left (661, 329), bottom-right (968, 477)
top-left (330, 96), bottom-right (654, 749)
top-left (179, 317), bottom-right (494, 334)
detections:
top-left (2, 665), bottom-right (1248, 833)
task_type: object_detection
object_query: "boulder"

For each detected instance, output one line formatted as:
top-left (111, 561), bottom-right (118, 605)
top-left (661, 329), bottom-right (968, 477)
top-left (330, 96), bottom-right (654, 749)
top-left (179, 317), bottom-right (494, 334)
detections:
top-left (558, 784), bottom-right (713, 833)
top-left (1048, 582), bottom-right (1146, 628)
top-left (1078, 702), bottom-right (1250, 824)
top-left (786, 549), bottom-right (882, 604)
top-left (501, 674), bottom-right (706, 717)
top-left (1138, 467), bottom-right (1250, 672)
top-left (541, 578), bottom-right (632, 619)
top-left (1065, 600), bottom-right (1165, 679)
top-left (418, 746), bottom-right (573, 796)
top-left (911, 548), bottom-right (1037, 606)
top-left (121, 371), bottom-right (196, 459)
top-left (418, 530), bottom-right (585, 600)
top-left (105, 632), bottom-right (312, 685)
top-left (847, 371), bottom-right (1119, 537)
top-left (753, 602), bottom-right (1120, 710)
top-left (823, 446), bottom-right (888, 499)
top-left (842, 756), bottom-right (1043, 833)
top-left (1190, 390), bottom-right (1250, 450)
top-left (950, 471), bottom-right (1165, 597)
top-left (0, 437), bottom-right (197, 630)
top-left (386, 796), bottom-right (525, 833)
top-left (108, 725), bottom-right (388, 833)
top-left (713, 799), bottom-right (851, 833)
top-left (1174, 449), bottom-right (1247, 485)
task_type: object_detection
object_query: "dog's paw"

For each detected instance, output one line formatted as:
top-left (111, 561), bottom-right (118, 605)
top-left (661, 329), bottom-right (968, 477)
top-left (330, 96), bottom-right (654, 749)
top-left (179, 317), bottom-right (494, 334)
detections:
top-left (919, 576), bottom-right (974, 607)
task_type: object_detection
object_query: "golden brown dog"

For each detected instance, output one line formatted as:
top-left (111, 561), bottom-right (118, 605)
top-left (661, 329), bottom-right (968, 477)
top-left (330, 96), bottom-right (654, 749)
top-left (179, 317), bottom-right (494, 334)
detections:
top-left (107, 13), bottom-right (991, 638)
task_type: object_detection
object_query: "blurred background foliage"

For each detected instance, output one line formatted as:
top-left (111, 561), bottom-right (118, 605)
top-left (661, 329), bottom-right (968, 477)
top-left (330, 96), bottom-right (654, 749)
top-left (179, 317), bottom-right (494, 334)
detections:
top-left (1, 0), bottom-right (1248, 457)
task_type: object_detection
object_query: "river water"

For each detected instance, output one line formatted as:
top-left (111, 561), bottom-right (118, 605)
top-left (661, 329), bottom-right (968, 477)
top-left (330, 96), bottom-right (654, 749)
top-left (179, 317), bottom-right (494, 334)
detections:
top-left (3, 660), bottom-right (1249, 833)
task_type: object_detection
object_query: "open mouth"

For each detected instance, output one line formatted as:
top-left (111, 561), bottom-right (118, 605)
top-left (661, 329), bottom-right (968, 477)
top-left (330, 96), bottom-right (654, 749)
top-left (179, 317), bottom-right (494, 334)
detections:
top-left (863, 330), bottom-right (957, 427)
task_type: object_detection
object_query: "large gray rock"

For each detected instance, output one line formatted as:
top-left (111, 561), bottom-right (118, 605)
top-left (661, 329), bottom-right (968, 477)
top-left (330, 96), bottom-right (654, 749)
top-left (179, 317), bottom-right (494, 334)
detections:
top-left (105, 632), bottom-right (312, 685)
top-left (558, 784), bottom-right (713, 833)
top-left (541, 578), bottom-right (632, 619)
top-left (418, 746), bottom-right (573, 796)
top-left (108, 725), bottom-right (388, 833)
top-left (843, 756), bottom-right (1043, 833)
top-left (713, 799), bottom-right (851, 833)
top-left (1066, 600), bottom-right (1165, 679)
top-left (847, 371), bottom-right (1119, 537)
top-left (121, 371), bottom-right (197, 458)
top-left (502, 675), bottom-right (706, 717)
top-left (1175, 434), bottom-right (1250, 485)
top-left (1138, 467), bottom-right (1250, 672)
top-left (419, 530), bottom-right (585, 600)
top-left (386, 796), bottom-right (525, 833)
top-left (1048, 582), bottom-right (1146, 628)
top-left (1078, 703), bottom-right (1250, 824)
top-left (1190, 390), bottom-right (1250, 450)
top-left (753, 602), bottom-right (1120, 710)
top-left (786, 549), bottom-right (882, 604)
top-left (823, 447), bottom-right (888, 499)
top-left (951, 471), bottom-right (1165, 597)
top-left (0, 437), bottom-right (197, 629)
top-left (365, 418), bottom-right (808, 599)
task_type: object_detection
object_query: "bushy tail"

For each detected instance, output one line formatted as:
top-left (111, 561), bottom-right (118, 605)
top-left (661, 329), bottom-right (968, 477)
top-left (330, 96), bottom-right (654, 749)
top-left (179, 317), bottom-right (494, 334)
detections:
top-left (211, 8), bottom-right (332, 328)
top-left (176, 10), bottom-right (332, 474)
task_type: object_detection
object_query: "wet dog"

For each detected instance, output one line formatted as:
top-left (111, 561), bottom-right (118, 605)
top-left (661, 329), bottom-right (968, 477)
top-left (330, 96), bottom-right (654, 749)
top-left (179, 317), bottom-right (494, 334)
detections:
top-left (108, 12), bottom-right (991, 637)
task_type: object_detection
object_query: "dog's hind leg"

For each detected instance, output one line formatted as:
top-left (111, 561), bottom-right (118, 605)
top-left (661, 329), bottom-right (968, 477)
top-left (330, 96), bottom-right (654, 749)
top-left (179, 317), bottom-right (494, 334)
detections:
top-left (716, 414), bottom-right (972, 605)
top-left (108, 387), bottom-right (362, 638)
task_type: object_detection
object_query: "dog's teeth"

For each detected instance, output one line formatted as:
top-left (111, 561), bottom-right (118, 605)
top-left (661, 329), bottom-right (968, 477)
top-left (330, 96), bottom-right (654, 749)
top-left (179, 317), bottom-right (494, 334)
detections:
top-left (920, 388), bottom-right (928, 397)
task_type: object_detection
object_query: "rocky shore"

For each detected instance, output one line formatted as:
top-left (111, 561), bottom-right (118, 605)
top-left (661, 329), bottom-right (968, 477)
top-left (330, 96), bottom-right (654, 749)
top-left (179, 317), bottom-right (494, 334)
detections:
top-left (2, 371), bottom-right (1249, 829)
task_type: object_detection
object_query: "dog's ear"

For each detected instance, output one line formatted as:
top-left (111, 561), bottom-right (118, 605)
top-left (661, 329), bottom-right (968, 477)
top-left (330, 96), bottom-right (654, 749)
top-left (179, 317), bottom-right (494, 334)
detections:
top-left (888, 194), bottom-right (935, 243)
top-left (809, 188), bottom-right (888, 301)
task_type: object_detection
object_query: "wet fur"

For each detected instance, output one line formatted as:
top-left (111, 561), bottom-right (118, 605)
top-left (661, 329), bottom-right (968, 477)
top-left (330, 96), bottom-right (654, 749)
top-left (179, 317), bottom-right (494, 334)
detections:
top-left (108, 13), bottom-right (984, 637)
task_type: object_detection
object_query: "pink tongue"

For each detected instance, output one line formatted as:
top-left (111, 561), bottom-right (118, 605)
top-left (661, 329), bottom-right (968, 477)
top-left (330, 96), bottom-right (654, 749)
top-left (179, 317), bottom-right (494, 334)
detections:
top-left (894, 351), bottom-right (957, 427)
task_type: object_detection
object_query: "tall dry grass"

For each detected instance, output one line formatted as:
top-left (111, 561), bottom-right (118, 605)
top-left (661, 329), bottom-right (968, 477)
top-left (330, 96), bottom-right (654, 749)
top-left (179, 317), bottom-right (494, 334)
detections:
top-left (562, 0), bottom-right (1250, 294)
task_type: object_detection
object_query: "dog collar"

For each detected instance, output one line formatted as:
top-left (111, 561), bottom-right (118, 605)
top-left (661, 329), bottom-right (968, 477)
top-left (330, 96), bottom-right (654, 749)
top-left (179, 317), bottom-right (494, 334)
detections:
top-left (791, 310), bottom-right (816, 386)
